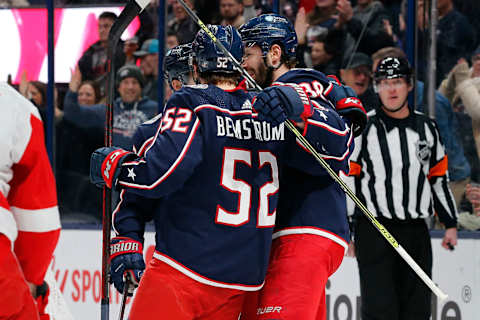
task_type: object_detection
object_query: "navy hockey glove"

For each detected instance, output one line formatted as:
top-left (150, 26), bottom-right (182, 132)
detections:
top-left (90, 147), bottom-right (134, 188)
top-left (253, 84), bottom-right (313, 126)
top-left (110, 237), bottom-right (145, 296)
top-left (326, 75), bottom-right (367, 137)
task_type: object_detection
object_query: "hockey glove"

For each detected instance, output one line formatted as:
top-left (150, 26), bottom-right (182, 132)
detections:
top-left (90, 147), bottom-right (134, 188)
top-left (326, 76), bottom-right (367, 137)
top-left (110, 237), bottom-right (145, 296)
top-left (253, 84), bottom-right (313, 126)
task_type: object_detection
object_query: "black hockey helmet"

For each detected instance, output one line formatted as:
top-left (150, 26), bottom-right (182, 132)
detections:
top-left (373, 57), bottom-right (414, 91)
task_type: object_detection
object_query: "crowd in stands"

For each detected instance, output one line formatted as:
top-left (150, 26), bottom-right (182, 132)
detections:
top-left (5, 0), bottom-right (480, 230)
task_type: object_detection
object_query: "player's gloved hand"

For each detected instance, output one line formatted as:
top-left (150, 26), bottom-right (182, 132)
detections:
top-left (90, 147), bottom-right (134, 188)
top-left (34, 281), bottom-right (50, 320)
top-left (109, 237), bottom-right (145, 296)
top-left (253, 83), bottom-right (313, 126)
top-left (326, 75), bottom-right (367, 137)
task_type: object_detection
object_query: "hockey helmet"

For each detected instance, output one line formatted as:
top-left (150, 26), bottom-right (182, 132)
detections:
top-left (192, 24), bottom-right (243, 74)
top-left (373, 57), bottom-right (414, 89)
top-left (239, 14), bottom-right (297, 60)
top-left (164, 43), bottom-right (193, 87)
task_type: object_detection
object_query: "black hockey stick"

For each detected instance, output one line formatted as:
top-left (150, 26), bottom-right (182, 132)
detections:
top-left (102, 1), bottom-right (150, 319)
top-left (176, 0), bottom-right (448, 300)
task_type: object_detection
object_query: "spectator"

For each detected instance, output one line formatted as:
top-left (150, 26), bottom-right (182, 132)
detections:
top-left (124, 37), bottom-right (140, 66)
top-left (347, 56), bottom-right (457, 320)
top-left (373, 46), bottom-right (471, 207)
top-left (58, 67), bottom-right (103, 219)
top-left (339, 52), bottom-right (380, 111)
top-left (0, 0), bottom-right (29, 7)
top-left (134, 39), bottom-right (160, 102)
top-left (457, 183), bottom-right (480, 230)
top-left (18, 73), bottom-right (63, 125)
top-left (417, 0), bottom-right (475, 85)
top-left (166, 31), bottom-right (180, 49)
top-left (63, 65), bottom-right (157, 150)
top-left (167, 0), bottom-right (199, 44)
top-left (335, 0), bottom-right (396, 56)
top-left (308, 30), bottom-right (344, 75)
top-left (77, 11), bottom-right (126, 96)
top-left (219, 0), bottom-right (245, 28)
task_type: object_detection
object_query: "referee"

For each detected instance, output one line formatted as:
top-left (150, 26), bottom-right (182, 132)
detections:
top-left (347, 57), bottom-right (458, 320)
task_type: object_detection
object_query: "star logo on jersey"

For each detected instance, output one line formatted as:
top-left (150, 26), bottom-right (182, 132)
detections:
top-left (127, 168), bottom-right (136, 181)
top-left (318, 111), bottom-right (328, 121)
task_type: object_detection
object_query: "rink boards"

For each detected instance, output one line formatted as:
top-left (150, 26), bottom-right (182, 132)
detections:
top-left (51, 228), bottom-right (479, 319)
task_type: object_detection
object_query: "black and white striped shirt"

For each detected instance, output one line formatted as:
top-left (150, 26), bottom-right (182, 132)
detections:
top-left (346, 109), bottom-right (457, 227)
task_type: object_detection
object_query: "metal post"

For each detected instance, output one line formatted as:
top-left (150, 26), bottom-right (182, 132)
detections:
top-left (272, 0), bottom-right (280, 14)
top-left (426, 0), bottom-right (437, 118)
top-left (157, 0), bottom-right (166, 110)
top-left (405, 0), bottom-right (417, 109)
top-left (46, 0), bottom-right (55, 166)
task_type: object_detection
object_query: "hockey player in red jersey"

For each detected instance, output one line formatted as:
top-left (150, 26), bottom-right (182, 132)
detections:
top-left (239, 14), bottom-right (367, 320)
top-left (0, 82), bottom-right (61, 319)
top-left (90, 24), bottom-right (353, 320)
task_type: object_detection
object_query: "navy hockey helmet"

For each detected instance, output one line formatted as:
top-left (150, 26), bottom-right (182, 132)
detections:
top-left (164, 43), bottom-right (193, 87)
top-left (192, 24), bottom-right (243, 74)
top-left (239, 14), bottom-right (297, 60)
top-left (373, 56), bottom-right (414, 91)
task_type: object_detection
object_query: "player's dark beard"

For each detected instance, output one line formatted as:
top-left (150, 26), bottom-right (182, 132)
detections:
top-left (257, 61), bottom-right (274, 89)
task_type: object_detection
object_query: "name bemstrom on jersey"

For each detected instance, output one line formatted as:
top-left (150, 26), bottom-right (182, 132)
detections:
top-left (216, 115), bottom-right (285, 141)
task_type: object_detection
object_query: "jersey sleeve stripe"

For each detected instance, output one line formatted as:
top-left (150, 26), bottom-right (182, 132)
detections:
top-left (194, 104), bottom-right (255, 116)
top-left (11, 206), bottom-right (61, 232)
top-left (0, 207), bottom-right (18, 243)
top-left (119, 119), bottom-right (201, 190)
top-left (136, 136), bottom-right (155, 156)
top-left (112, 189), bottom-right (126, 235)
top-left (295, 128), bottom-right (353, 161)
top-left (306, 119), bottom-right (350, 136)
top-left (153, 251), bottom-right (264, 291)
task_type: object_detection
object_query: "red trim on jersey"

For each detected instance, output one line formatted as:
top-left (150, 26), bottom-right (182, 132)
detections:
top-left (273, 226), bottom-right (348, 248)
top-left (137, 137), bottom-right (155, 156)
top-left (14, 229), bottom-right (60, 285)
top-left (7, 115), bottom-right (57, 210)
top-left (153, 251), bottom-right (263, 291)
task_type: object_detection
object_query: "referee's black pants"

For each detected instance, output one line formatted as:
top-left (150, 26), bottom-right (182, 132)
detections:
top-left (355, 216), bottom-right (432, 320)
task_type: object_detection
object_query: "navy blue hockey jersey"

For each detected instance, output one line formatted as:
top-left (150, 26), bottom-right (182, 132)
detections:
top-left (113, 83), bottom-right (352, 290)
top-left (272, 69), bottom-right (354, 248)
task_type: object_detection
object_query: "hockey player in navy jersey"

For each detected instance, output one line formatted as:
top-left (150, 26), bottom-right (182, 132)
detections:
top-left (90, 24), bottom-right (353, 319)
top-left (239, 14), bottom-right (367, 320)
top-left (107, 43), bottom-right (195, 298)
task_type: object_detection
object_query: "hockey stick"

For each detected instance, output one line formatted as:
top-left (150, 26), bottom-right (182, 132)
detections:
top-left (176, 0), bottom-right (448, 301)
top-left (102, 1), bottom-right (151, 319)
top-left (118, 274), bottom-right (132, 320)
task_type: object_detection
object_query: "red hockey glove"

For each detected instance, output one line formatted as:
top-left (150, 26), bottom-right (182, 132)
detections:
top-left (90, 147), bottom-right (134, 188)
top-left (326, 75), bottom-right (367, 137)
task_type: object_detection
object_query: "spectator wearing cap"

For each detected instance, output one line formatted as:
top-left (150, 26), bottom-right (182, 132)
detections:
top-left (134, 39), bottom-right (160, 102)
top-left (339, 52), bottom-right (380, 111)
top-left (124, 37), bottom-right (140, 66)
top-left (64, 65), bottom-right (158, 150)
top-left (78, 11), bottom-right (126, 96)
